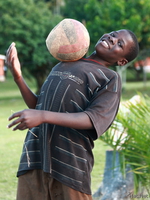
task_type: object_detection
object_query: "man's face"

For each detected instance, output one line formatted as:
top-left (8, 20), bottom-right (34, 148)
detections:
top-left (95, 29), bottom-right (133, 65)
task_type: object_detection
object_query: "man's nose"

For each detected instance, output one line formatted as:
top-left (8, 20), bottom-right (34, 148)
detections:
top-left (108, 36), bottom-right (117, 45)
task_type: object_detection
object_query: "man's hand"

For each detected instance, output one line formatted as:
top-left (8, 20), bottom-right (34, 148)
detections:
top-left (6, 42), bottom-right (22, 81)
top-left (7, 109), bottom-right (44, 131)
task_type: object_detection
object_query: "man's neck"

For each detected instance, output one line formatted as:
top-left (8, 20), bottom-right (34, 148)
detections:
top-left (87, 51), bottom-right (110, 68)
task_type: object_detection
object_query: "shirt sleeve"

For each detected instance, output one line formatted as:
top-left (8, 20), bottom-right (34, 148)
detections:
top-left (84, 73), bottom-right (121, 139)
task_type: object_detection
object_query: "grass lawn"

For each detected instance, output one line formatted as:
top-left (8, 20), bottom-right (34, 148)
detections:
top-left (0, 71), bottom-right (150, 199)
top-left (0, 73), bottom-right (34, 200)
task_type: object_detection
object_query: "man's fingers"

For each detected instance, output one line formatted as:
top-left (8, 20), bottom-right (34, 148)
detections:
top-left (12, 122), bottom-right (27, 131)
top-left (7, 111), bottom-right (24, 129)
top-left (8, 111), bottom-right (22, 121)
top-left (7, 119), bottom-right (27, 130)
top-left (6, 42), bottom-right (16, 65)
top-left (6, 42), bottom-right (15, 55)
top-left (7, 118), bottom-right (22, 128)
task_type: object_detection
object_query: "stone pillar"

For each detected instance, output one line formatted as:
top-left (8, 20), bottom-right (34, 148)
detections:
top-left (93, 150), bottom-right (134, 200)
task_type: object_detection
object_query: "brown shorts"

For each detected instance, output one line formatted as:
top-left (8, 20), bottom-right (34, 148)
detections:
top-left (16, 169), bottom-right (93, 200)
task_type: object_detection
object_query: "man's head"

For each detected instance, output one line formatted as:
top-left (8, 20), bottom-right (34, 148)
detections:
top-left (95, 29), bottom-right (139, 66)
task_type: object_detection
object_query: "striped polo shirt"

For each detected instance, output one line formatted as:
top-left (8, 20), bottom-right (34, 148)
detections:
top-left (17, 58), bottom-right (121, 194)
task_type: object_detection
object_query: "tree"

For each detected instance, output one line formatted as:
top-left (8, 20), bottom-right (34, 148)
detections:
top-left (0, 0), bottom-right (62, 92)
top-left (2, 0), bottom-right (150, 91)
top-left (61, 0), bottom-right (88, 22)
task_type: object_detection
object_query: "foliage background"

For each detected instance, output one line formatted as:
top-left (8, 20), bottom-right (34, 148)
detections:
top-left (1, 0), bottom-right (150, 92)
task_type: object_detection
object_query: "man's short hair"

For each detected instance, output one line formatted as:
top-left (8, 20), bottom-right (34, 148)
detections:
top-left (125, 30), bottom-right (139, 62)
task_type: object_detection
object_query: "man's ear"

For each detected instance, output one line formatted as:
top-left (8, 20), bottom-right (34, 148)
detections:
top-left (117, 58), bottom-right (128, 66)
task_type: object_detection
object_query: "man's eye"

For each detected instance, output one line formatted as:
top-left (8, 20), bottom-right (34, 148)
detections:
top-left (118, 41), bottom-right (122, 47)
top-left (110, 33), bottom-right (115, 37)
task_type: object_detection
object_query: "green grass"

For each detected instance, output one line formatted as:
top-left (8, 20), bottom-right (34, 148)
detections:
top-left (0, 93), bottom-right (26, 199)
top-left (1, 71), bottom-right (150, 199)
top-left (0, 73), bottom-right (34, 200)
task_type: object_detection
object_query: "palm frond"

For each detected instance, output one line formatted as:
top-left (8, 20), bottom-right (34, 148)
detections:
top-left (100, 94), bottom-right (150, 193)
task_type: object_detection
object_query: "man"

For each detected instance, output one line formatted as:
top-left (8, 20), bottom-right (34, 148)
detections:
top-left (6, 29), bottom-right (139, 200)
